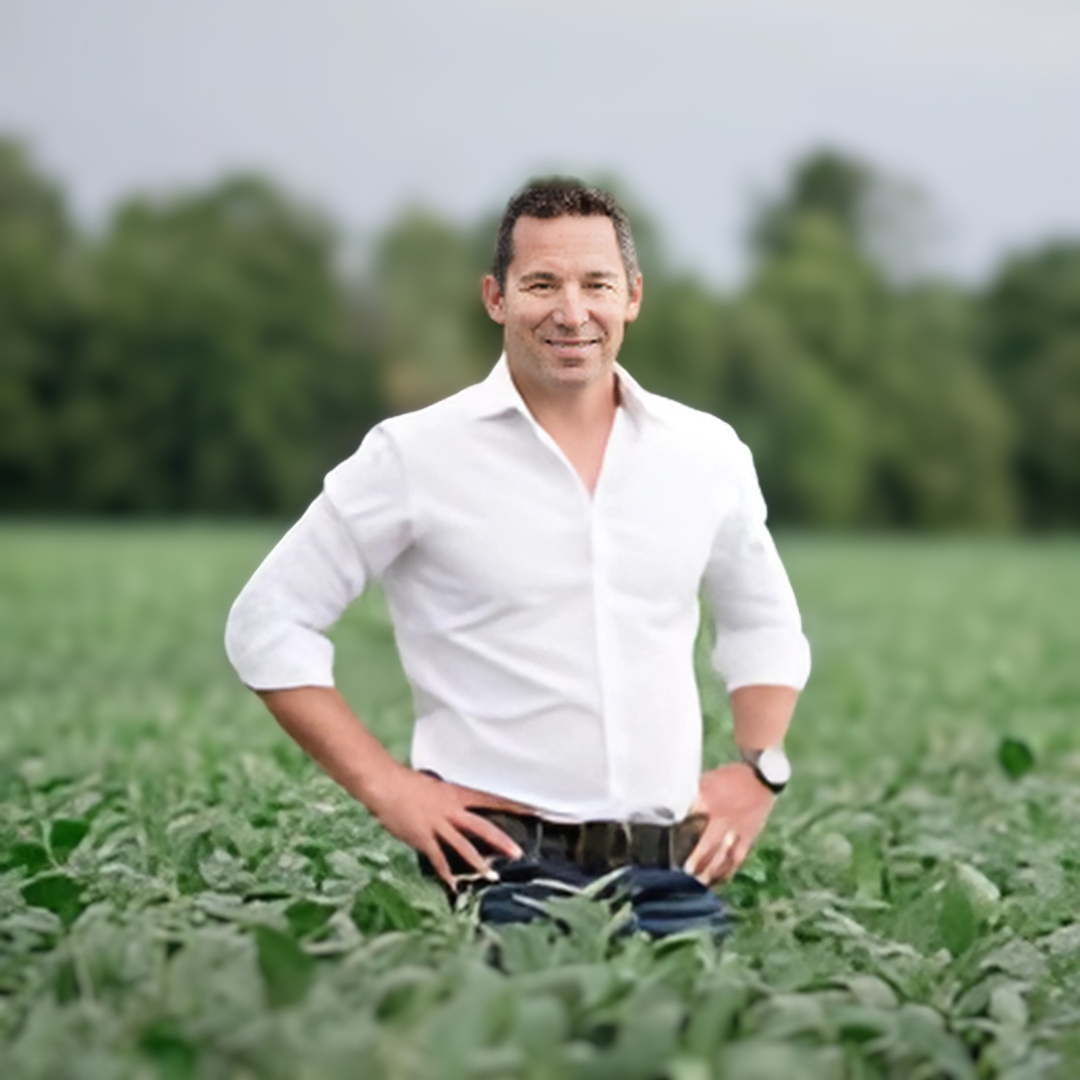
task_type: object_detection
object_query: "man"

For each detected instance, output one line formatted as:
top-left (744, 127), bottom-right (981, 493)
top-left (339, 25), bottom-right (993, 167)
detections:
top-left (225, 179), bottom-right (810, 936)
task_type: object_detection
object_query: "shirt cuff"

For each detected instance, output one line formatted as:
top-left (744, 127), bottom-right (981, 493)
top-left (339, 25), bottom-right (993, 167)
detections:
top-left (224, 597), bottom-right (337, 691)
top-left (711, 626), bottom-right (811, 691)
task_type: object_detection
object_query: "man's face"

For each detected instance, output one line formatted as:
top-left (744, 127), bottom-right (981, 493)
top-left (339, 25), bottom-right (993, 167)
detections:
top-left (481, 215), bottom-right (643, 395)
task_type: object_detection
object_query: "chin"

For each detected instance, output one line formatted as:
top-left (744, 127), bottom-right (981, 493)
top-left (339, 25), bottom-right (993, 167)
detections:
top-left (548, 366), bottom-right (600, 388)
top-left (548, 355), bottom-right (608, 379)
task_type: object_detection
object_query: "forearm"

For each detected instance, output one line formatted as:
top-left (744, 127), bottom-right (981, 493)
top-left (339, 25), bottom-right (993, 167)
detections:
top-left (729, 684), bottom-right (799, 751)
top-left (257, 686), bottom-right (403, 813)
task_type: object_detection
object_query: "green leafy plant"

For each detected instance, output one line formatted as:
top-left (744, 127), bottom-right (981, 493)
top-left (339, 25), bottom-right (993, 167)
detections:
top-left (0, 527), bottom-right (1078, 1078)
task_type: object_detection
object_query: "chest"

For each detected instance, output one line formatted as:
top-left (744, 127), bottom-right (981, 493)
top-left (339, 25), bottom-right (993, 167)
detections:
top-left (394, 415), bottom-right (734, 611)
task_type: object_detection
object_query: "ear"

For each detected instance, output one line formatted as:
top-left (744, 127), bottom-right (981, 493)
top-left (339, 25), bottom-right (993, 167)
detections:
top-left (624, 273), bottom-right (644, 323)
top-left (480, 274), bottom-right (506, 324)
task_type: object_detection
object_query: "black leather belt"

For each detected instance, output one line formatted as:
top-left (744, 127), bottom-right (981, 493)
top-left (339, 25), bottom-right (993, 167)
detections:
top-left (462, 809), bottom-right (706, 875)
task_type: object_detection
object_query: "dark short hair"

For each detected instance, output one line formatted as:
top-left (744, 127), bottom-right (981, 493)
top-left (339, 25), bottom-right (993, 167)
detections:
top-left (491, 177), bottom-right (640, 291)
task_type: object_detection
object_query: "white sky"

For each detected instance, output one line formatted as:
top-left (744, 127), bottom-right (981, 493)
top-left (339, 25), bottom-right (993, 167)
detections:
top-left (1, 0), bottom-right (1078, 284)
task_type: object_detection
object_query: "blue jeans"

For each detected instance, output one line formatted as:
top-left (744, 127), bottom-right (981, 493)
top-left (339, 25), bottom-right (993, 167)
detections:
top-left (469, 856), bottom-right (732, 939)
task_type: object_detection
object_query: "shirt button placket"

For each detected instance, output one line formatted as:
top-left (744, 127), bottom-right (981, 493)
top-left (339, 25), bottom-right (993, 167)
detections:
top-left (590, 497), bottom-right (624, 814)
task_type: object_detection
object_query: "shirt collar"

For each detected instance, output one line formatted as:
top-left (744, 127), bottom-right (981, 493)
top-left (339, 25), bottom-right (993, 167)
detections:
top-left (467, 354), bottom-right (668, 428)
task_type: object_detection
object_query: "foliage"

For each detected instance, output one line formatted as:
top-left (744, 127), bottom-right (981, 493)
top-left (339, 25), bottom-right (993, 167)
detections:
top-left (2, 526), bottom-right (1079, 1078)
top-left (371, 208), bottom-right (502, 413)
top-left (0, 141), bottom-right (382, 516)
top-left (0, 138), bottom-right (1078, 528)
top-left (68, 176), bottom-right (382, 513)
top-left (0, 139), bottom-right (78, 509)
top-left (983, 244), bottom-right (1080, 527)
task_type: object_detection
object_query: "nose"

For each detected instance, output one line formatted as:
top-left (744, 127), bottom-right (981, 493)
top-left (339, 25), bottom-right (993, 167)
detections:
top-left (554, 284), bottom-right (588, 328)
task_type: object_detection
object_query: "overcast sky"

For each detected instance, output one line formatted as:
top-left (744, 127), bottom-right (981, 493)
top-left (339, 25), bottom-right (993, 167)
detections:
top-left (1, 0), bottom-right (1078, 284)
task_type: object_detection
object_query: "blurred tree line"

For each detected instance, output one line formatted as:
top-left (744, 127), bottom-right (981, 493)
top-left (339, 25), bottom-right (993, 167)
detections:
top-left (2, 137), bottom-right (1078, 527)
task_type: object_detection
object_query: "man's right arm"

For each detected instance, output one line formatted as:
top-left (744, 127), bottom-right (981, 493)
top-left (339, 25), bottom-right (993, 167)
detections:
top-left (225, 430), bottom-right (522, 885)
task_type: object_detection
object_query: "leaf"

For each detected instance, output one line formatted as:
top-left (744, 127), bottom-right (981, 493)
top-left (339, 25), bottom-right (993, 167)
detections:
top-left (2, 841), bottom-right (50, 875)
top-left (284, 898), bottom-right (336, 939)
top-left (509, 994), bottom-right (569, 1057)
top-left (894, 1004), bottom-right (976, 1079)
top-left (254, 925), bottom-right (315, 1008)
top-left (980, 939), bottom-right (1047, 981)
top-left (54, 958), bottom-right (79, 1003)
top-left (988, 984), bottom-right (1028, 1030)
top-left (719, 1041), bottom-right (833, 1080)
top-left (844, 975), bottom-right (899, 1010)
top-left (139, 1020), bottom-right (197, 1080)
top-left (49, 818), bottom-right (90, 863)
top-left (998, 737), bottom-right (1034, 780)
top-left (939, 879), bottom-right (977, 957)
top-left (953, 862), bottom-right (1000, 920)
top-left (810, 831), bottom-right (854, 884)
top-left (372, 966), bottom-right (439, 1021)
top-left (607, 999), bottom-right (686, 1077)
top-left (21, 873), bottom-right (86, 928)
top-left (350, 879), bottom-right (423, 934)
top-left (846, 819), bottom-right (885, 901)
top-left (1040, 922), bottom-right (1080, 956)
top-left (175, 832), bottom-right (213, 895)
top-left (295, 842), bottom-right (332, 883)
top-left (683, 984), bottom-right (752, 1057)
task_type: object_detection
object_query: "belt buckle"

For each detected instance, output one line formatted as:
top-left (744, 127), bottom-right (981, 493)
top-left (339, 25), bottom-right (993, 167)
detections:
top-left (573, 820), bottom-right (632, 872)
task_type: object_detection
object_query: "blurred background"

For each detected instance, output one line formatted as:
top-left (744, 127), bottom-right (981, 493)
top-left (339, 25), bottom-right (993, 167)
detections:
top-left (1, 0), bottom-right (1078, 528)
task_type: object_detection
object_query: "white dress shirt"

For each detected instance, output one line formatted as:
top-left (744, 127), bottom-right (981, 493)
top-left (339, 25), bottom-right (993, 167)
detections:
top-left (225, 357), bottom-right (810, 823)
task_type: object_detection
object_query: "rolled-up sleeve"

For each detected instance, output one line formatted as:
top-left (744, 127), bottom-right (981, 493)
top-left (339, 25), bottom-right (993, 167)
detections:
top-left (702, 440), bottom-right (811, 691)
top-left (224, 426), bottom-right (412, 690)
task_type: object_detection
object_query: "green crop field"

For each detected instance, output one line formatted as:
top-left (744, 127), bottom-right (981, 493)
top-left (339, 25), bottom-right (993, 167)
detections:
top-left (1, 526), bottom-right (1079, 1079)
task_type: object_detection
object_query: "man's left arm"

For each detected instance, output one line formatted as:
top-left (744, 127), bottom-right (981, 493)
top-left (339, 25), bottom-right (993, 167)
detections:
top-left (687, 436), bottom-right (810, 885)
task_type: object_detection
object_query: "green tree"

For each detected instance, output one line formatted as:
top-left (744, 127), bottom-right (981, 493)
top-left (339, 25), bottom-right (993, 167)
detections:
top-left (0, 139), bottom-right (78, 509)
top-left (867, 284), bottom-right (1014, 528)
top-left (70, 176), bottom-right (380, 513)
top-left (983, 243), bottom-right (1080, 526)
top-left (753, 150), bottom-right (874, 260)
top-left (753, 147), bottom-right (938, 283)
top-left (745, 165), bottom-right (1013, 528)
top-left (371, 209), bottom-right (501, 412)
top-left (618, 274), bottom-right (725, 411)
top-left (716, 299), bottom-right (868, 526)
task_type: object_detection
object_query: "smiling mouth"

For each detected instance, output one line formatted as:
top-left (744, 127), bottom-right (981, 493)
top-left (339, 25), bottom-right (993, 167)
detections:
top-left (545, 338), bottom-right (600, 349)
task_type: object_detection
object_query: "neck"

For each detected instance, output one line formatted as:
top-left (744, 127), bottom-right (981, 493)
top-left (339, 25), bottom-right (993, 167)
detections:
top-left (506, 360), bottom-right (619, 495)
top-left (508, 366), bottom-right (619, 439)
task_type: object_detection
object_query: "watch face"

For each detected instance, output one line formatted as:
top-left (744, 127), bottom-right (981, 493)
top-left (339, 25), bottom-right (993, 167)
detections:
top-left (757, 747), bottom-right (792, 788)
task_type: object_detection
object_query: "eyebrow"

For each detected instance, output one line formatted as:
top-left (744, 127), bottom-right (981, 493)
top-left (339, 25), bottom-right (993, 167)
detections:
top-left (517, 270), bottom-right (621, 285)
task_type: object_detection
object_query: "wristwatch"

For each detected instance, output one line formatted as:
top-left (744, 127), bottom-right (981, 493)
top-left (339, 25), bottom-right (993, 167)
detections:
top-left (738, 745), bottom-right (791, 794)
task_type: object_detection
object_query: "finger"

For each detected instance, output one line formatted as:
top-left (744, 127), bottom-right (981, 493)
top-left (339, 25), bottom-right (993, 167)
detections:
top-left (425, 841), bottom-right (456, 889)
top-left (727, 838), bottom-right (752, 877)
top-left (440, 824), bottom-right (499, 881)
top-left (683, 820), bottom-right (728, 878)
top-left (700, 830), bottom-right (738, 885)
top-left (457, 810), bottom-right (525, 860)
